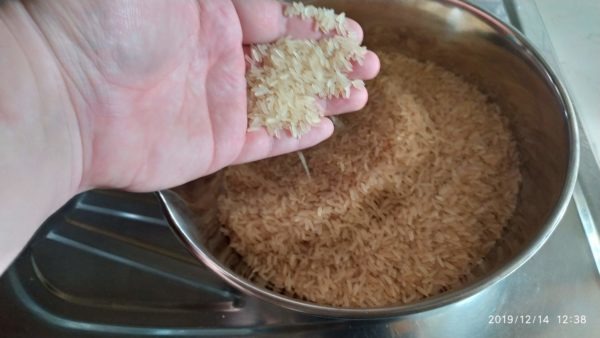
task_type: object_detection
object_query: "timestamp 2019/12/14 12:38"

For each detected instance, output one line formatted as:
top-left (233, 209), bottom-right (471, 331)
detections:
top-left (488, 314), bottom-right (587, 325)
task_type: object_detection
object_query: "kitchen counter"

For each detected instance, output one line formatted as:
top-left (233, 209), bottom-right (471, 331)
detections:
top-left (532, 0), bottom-right (600, 164)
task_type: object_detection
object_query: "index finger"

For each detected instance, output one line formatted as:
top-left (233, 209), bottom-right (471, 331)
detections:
top-left (232, 0), bottom-right (363, 44)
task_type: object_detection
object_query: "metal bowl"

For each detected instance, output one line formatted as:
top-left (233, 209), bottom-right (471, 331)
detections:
top-left (157, 0), bottom-right (579, 318)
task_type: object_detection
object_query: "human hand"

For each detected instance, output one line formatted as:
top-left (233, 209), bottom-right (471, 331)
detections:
top-left (18, 0), bottom-right (379, 192)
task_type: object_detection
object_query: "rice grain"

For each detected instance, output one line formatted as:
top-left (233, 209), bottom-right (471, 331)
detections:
top-left (219, 51), bottom-right (521, 308)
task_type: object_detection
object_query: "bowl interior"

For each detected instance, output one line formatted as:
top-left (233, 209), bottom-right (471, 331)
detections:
top-left (159, 0), bottom-right (574, 317)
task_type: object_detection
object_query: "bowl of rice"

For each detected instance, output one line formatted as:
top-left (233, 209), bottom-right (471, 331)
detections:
top-left (157, 0), bottom-right (579, 318)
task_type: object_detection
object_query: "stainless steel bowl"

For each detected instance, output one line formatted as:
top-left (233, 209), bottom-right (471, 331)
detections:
top-left (157, 0), bottom-right (579, 318)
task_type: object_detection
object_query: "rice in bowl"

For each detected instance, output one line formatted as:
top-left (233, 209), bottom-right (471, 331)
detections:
top-left (217, 49), bottom-right (521, 308)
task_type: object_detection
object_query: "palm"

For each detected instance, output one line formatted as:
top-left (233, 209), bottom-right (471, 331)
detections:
top-left (25, 0), bottom-right (378, 191)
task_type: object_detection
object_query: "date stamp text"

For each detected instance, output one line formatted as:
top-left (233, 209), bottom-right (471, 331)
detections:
top-left (488, 314), bottom-right (587, 325)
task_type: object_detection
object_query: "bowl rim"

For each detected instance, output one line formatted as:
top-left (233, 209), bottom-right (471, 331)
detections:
top-left (157, 0), bottom-right (580, 319)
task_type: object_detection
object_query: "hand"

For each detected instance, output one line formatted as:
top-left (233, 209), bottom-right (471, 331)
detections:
top-left (21, 0), bottom-right (380, 192)
top-left (0, 0), bottom-right (379, 273)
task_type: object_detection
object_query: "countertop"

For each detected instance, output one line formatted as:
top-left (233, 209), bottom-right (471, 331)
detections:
top-left (532, 0), bottom-right (600, 164)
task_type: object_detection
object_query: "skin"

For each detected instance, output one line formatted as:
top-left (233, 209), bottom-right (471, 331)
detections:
top-left (0, 0), bottom-right (380, 273)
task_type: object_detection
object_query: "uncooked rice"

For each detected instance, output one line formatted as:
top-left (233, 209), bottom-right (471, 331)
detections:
top-left (247, 3), bottom-right (366, 138)
top-left (218, 51), bottom-right (521, 308)
top-left (285, 2), bottom-right (349, 37)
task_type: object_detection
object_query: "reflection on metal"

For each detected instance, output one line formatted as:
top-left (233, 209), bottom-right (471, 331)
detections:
top-left (7, 269), bottom-right (252, 336)
top-left (574, 183), bottom-right (600, 276)
top-left (512, 0), bottom-right (600, 277)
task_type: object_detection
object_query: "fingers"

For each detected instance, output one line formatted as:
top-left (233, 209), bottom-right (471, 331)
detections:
top-left (320, 51), bottom-right (379, 116)
top-left (320, 87), bottom-right (368, 116)
top-left (244, 48), bottom-right (379, 115)
top-left (234, 0), bottom-right (379, 156)
top-left (232, 0), bottom-right (363, 44)
top-left (233, 118), bottom-right (334, 165)
top-left (349, 51), bottom-right (380, 80)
